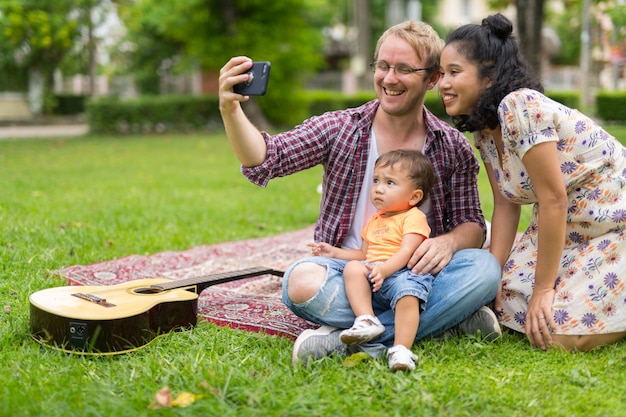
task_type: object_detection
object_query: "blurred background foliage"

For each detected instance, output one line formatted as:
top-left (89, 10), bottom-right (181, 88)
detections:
top-left (1, 0), bottom-right (625, 123)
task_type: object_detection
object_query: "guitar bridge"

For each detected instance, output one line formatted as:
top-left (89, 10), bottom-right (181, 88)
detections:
top-left (71, 292), bottom-right (116, 307)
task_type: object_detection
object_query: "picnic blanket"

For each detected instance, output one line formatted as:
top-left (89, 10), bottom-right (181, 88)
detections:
top-left (59, 226), bottom-right (318, 339)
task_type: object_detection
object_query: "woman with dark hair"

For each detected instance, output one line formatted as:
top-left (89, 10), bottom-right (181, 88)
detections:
top-left (439, 13), bottom-right (626, 352)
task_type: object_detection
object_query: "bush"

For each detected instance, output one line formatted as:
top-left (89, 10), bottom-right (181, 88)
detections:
top-left (546, 90), bottom-right (580, 109)
top-left (596, 91), bottom-right (626, 122)
top-left (305, 90), bottom-right (357, 116)
top-left (85, 90), bottom-right (450, 135)
top-left (301, 90), bottom-right (447, 121)
top-left (84, 89), bottom-right (607, 136)
top-left (86, 94), bottom-right (222, 134)
top-left (424, 90), bottom-right (447, 121)
top-left (259, 90), bottom-right (310, 128)
top-left (52, 95), bottom-right (86, 115)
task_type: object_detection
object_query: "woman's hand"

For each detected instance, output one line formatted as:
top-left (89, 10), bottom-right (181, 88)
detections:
top-left (493, 282), bottom-right (504, 317)
top-left (524, 288), bottom-right (557, 350)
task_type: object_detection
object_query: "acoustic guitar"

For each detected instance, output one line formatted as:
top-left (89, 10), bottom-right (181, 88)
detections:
top-left (30, 266), bottom-right (283, 355)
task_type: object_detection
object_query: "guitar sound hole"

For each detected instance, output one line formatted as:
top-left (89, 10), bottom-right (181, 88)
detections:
top-left (133, 287), bottom-right (164, 295)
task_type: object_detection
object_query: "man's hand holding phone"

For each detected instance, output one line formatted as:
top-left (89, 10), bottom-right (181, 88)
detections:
top-left (233, 61), bottom-right (271, 96)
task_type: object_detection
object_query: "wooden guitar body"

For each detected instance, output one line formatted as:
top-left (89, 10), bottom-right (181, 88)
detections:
top-left (29, 267), bottom-right (282, 355)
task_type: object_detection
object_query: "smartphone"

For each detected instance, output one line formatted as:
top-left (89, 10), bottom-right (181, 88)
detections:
top-left (233, 61), bottom-right (271, 96)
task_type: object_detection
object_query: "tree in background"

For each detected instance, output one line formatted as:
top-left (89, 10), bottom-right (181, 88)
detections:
top-left (65, 0), bottom-right (116, 99)
top-left (111, 0), bottom-right (186, 95)
top-left (369, 0), bottom-right (442, 39)
top-left (0, 0), bottom-right (113, 115)
top-left (488, 0), bottom-right (546, 77)
top-left (544, 1), bottom-right (625, 92)
top-left (113, 0), bottom-right (445, 126)
top-left (0, 0), bottom-right (80, 115)
top-left (115, 0), bottom-right (334, 127)
top-left (516, 0), bottom-right (546, 75)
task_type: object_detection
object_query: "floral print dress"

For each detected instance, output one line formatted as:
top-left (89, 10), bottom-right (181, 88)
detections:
top-left (474, 88), bottom-right (626, 335)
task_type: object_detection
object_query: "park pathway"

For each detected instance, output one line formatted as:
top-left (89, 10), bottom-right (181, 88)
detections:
top-left (0, 124), bottom-right (88, 140)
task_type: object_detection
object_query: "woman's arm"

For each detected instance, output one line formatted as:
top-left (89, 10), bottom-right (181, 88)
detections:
top-left (483, 160), bottom-right (520, 315)
top-left (521, 141), bottom-right (568, 349)
top-left (484, 161), bottom-right (520, 268)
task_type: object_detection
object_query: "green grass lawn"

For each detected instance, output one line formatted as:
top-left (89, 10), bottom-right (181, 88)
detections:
top-left (1, 130), bottom-right (626, 417)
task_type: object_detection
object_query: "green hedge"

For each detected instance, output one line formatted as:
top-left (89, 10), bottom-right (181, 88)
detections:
top-left (86, 94), bottom-right (221, 134)
top-left (596, 91), bottom-right (626, 122)
top-left (85, 90), bottom-right (448, 135)
top-left (546, 91), bottom-right (580, 109)
top-left (304, 90), bottom-right (375, 116)
top-left (300, 90), bottom-right (579, 123)
top-left (52, 94), bottom-right (86, 115)
top-left (302, 90), bottom-right (447, 121)
top-left (88, 88), bottom-right (626, 136)
top-left (298, 90), bottom-right (583, 122)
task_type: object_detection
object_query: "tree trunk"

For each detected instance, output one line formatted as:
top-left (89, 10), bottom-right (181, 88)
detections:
top-left (88, 5), bottom-right (97, 97)
top-left (27, 68), bottom-right (44, 117)
top-left (241, 100), bottom-right (272, 132)
top-left (515, 0), bottom-right (545, 78)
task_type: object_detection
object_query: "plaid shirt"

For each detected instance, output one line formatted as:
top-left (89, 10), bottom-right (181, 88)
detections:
top-left (242, 99), bottom-right (486, 247)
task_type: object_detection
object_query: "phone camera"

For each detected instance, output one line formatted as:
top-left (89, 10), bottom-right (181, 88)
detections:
top-left (245, 72), bottom-right (254, 86)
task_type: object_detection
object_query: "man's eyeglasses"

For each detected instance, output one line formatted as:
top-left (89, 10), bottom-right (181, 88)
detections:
top-left (369, 60), bottom-right (433, 75)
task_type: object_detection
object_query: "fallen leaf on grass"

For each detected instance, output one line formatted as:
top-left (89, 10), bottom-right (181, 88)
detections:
top-left (4, 305), bottom-right (10, 314)
top-left (171, 392), bottom-right (204, 407)
top-left (342, 352), bottom-right (372, 367)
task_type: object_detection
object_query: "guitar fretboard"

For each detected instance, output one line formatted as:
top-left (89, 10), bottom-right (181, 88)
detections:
top-left (153, 266), bottom-right (284, 293)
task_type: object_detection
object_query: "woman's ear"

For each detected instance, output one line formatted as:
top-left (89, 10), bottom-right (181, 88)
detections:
top-left (484, 73), bottom-right (495, 89)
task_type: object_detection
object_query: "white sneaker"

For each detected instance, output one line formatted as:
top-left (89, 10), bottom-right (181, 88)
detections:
top-left (340, 315), bottom-right (385, 344)
top-left (458, 306), bottom-right (502, 341)
top-left (291, 325), bottom-right (345, 365)
top-left (387, 345), bottom-right (417, 372)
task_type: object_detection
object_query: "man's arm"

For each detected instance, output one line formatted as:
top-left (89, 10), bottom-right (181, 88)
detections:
top-left (218, 56), bottom-right (267, 167)
top-left (407, 222), bottom-right (483, 275)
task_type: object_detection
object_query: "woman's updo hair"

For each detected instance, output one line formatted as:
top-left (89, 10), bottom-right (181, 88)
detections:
top-left (445, 13), bottom-right (543, 132)
top-left (481, 13), bottom-right (513, 40)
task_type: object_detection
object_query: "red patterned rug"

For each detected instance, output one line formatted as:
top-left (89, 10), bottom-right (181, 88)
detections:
top-left (59, 226), bottom-right (318, 339)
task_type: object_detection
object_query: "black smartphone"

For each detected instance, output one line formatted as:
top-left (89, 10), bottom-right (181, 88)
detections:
top-left (233, 61), bottom-right (271, 96)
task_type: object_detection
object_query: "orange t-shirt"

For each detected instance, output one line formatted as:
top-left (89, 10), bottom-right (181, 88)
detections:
top-left (361, 209), bottom-right (430, 263)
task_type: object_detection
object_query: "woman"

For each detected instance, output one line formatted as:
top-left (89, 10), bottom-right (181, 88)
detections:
top-left (438, 13), bottom-right (626, 351)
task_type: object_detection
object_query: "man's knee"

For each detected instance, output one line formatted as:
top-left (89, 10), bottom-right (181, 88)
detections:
top-left (466, 249), bottom-right (501, 287)
top-left (286, 262), bottom-right (327, 304)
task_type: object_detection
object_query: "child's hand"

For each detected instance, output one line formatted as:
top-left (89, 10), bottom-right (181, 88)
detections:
top-left (366, 264), bottom-right (385, 292)
top-left (307, 242), bottom-right (335, 257)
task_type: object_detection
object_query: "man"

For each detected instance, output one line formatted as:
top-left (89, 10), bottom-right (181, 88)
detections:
top-left (218, 20), bottom-right (501, 364)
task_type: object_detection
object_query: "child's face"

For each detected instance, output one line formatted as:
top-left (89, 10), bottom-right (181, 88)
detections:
top-left (370, 163), bottom-right (422, 215)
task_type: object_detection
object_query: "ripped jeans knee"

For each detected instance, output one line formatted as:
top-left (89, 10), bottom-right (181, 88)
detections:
top-left (281, 256), bottom-right (356, 329)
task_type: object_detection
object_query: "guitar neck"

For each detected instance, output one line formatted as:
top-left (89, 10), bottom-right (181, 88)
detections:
top-left (153, 266), bottom-right (284, 293)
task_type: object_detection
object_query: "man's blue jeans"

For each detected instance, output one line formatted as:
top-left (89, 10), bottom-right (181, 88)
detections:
top-left (282, 249), bottom-right (501, 357)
